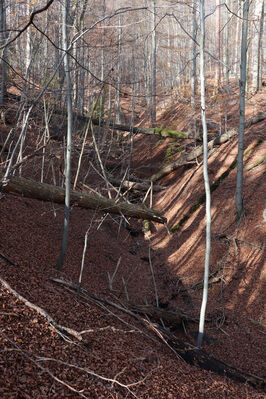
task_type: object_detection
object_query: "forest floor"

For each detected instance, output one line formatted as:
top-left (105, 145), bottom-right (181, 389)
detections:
top-left (0, 81), bottom-right (265, 398)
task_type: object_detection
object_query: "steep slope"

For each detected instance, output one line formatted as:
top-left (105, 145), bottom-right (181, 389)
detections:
top-left (0, 86), bottom-right (265, 398)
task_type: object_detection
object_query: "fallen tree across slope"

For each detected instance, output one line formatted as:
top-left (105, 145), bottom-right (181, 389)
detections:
top-left (90, 118), bottom-right (189, 139)
top-left (0, 175), bottom-right (166, 224)
top-left (151, 111), bottom-right (266, 182)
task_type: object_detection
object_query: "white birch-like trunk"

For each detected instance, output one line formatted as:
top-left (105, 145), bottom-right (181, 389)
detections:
top-left (25, 0), bottom-right (31, 78)
top-left (224, 3), bottom-right (230, 91)
top-left (57, 0), bottom-right (73, 270)
top-left (151, 0), bottom-right (156, 126)
top-left (215, 0), bottom-right (221, 88)
top-left (190, 0), bottom-right (197, 110)
top-left (197, 0), bottom-right (211, 349)
top-left (190, 0), bottom-right (197, 105)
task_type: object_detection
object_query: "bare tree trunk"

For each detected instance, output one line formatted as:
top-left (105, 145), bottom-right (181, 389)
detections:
top-left (256, 1), bottom-right (264, 92)
top-left (236, 0), bottom-right (249, 220)
top-left (224, 2), bottom-right (230, 92)
top-left (190, 0), bottom-right (197, 109)
top-left (25, 0), bottom-right (31, 78)
top-left (115, 13), bottom-right (122, 124)
top-left (234, 0), bottom-right (241, 75)
top-left (0, 0), bottom-right (7, 106)
top-left (151, 0), bottom-right (156, 126)
top-left (251, 0), bottom-right (264, 91)
top-left (197, 0), bottom-right (211, 349)
top-left (57, 0), bottom-right (73, 271)
top-left (215, 0), bottom-right (221, 88)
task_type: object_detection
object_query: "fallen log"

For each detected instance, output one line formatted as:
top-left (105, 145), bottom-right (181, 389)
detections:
top-left (151, 111), bottom-right (266, 182)
top-left (117, 300), bottom-right (198, 328)
top-left (150, 129), bottom-right (237, 182)
top-left (50, 277), bottom-right (265, 391)
top-left (52, 109), bottom-right (189, 140)
top-left (90, 118), bottom-right (189, 139)
top-left (244, 111), bottom-right (266, 128)
top-left (166, 334), bottom-right (265, 391)
top-left (50, 277), bottom-right (196, 327)
top-left (0, 175), bottom-right (166, 224)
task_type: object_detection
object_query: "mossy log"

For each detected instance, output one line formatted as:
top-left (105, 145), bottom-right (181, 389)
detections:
top-left (151, 129), bottom-right (237, 182)
top-left (91, 118), bottom-right (189, 139)
top-left (151, 111), bottom-right (266, 182)
top-left (0, 175), bottom-right (166, 224)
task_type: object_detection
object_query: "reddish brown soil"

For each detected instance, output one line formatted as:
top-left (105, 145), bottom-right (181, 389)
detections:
top-left (0, 85), bottom-right (265, 398)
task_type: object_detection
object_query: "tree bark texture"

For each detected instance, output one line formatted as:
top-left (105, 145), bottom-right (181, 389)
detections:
top-left (236, 0), bottom-right (249, 219)
top-left (197, 0), bottom-right (211, 349)
top-left (0, 175), bottom-right (166, 224)
top-left (56, 0), bottom-right (73, 271)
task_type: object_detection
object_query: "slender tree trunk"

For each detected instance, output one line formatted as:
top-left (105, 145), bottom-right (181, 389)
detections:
top-left (236, 0), bottom-right (249, 220)
top-left (190, 0), bottom-right (197, 109)
top-left (197, 0), bottom-right (211, 349)
top-left (215, 0), bottom-right (221, 88)
top-left (234, 0), bottom-right (241, 75)
top-left (151, 0), bottom-right (156, 126)
top-left (256, 1), bottom-right (264, 92)
top-left (115, 13), bottom-right (122, 124)
top-left (0, 0), bottom-right (6, 106)
top-left (224, 2), bottom-right (230, 92)
top-left (25, 0), bottom-right (31, 78)
top-left (57, 0), bottom-right (73, 271)
top-left (190, 0), bottom-right (197, 139)
top-left (251, 0), bottom-right (264, 91)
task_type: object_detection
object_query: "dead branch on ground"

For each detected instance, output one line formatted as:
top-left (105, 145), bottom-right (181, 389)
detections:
top-left (0, 276), bottom-right (83, 341)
